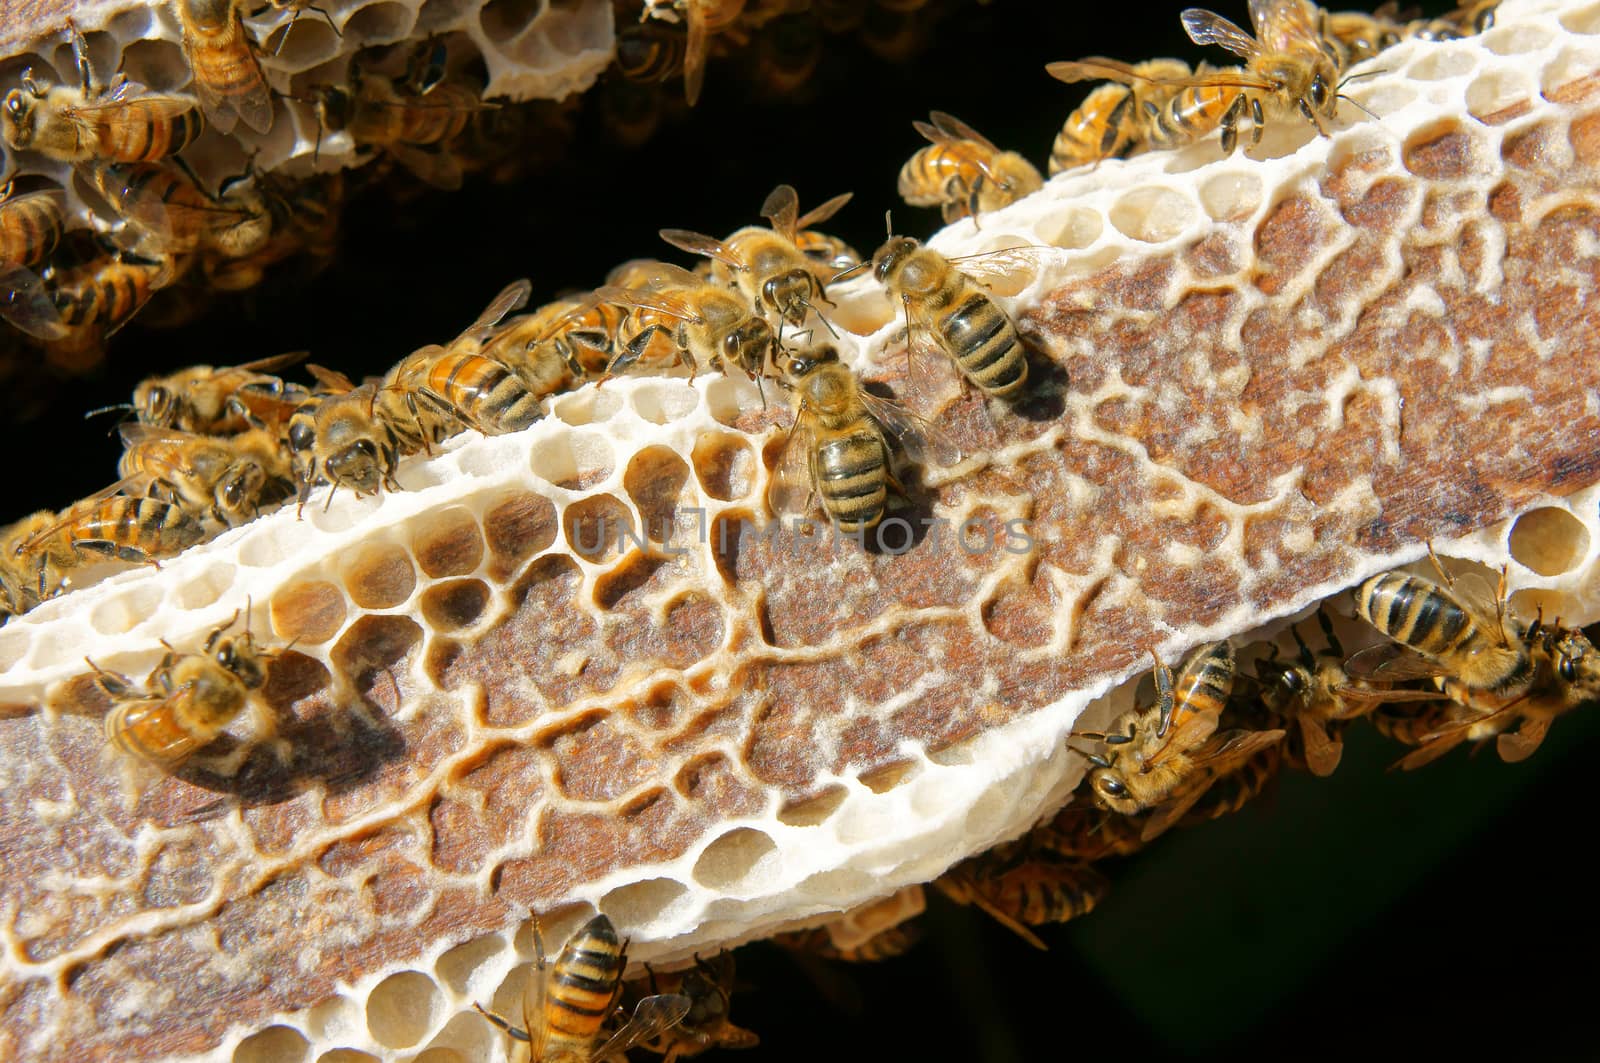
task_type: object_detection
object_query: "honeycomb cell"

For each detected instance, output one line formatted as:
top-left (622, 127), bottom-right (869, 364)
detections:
top-left (309, 490), bottom-right (383, 534)
top-left (331, 615), bottom-right (423, 696)
top-left (1199, 171), bottom-right (1263, 222)
top-left (1468, 70), bottom-right (1538, 122)
top-left (238, 520), bottom-right (298, 568)
top-left (828, 288), bottom-right (897, 337)
top-left (412, 508), bottom-right (485, 578)
top-left (421, 1011), bottom-right (495, 1063)
top-left (1042, 206), bottom-right (1103, 249)
top-left (598, 877), bottom-right (692, 926)
top-left (563, 493), bottom-right (638, 564)
top-left (1403, 120), bottom-right (1484, 179)
top-left (263, 16), bottom-right (341, 69)
top-left (528, 431), bottom-right (616, 489)
top-left (1109, 186), bottom-right (1195, 243)
top-left (174, 562), bottom-right (237, 610)
top-left (482, 490), bottom-right (558, 579)
top-left (341, 542), bottom-right (417, 610)
top-left (1509, 506), bottom-right (1590, 576)
top-left (594, 554), bottom-right (665, 611)
top-left (776, 785), bottom-right (848, 826)
top-left (366, 970), bottom-right (441, 1049)
top-left (316, 1052), bottom-right (378, 1063)
top-left (233, 1024), bottom-right (310, 1063)
top-left (692, 828), bottom-right (781, 892)
top-left (631, 381), bottom-right (701, 425)
top-left (270, 580), bottom-right (348, 645)
top-left (89, 585), bottom-right (164, 636)
top-left (0, 627), bottom-right (28, 673)
top-left (1484, 23), bottom-right (1555, 54)
top-left (1407, 47), bottom-right (1478, 81)
top-left (552, 387), bottom-right (623, 426)
top-left (623, 446), bottom-right (691, 544)
top-left (705, 374), bottom-right (764, 428)
top-left (115, 38), bottom-right (188, 91)
top-left (435, 933), bottom-right (508, 995)
top-left (411, 1049), bottom-right (467, 1063)
top-left (692, 432), bottom-right (757, 502)
top-left (858, 758), bottom-right (919, 793)
top-left (481, 0), bottom-right (545, 42)
top-left (969, 234), bottom-right (1038, 296)
top-left (420, 579), bottom-right (491, 631)
top-left (343, 1), bottom-right (415, 42)
top-left (1561, 2), bottom-right (1600, 34)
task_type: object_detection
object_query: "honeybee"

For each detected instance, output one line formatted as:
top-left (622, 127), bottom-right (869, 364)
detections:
top-left (870, 233), bottom-right (1039, 400)
top-left (1047, 59), bottom-right (1191, 173)
top-left (174, 0), bottom-right (276, 135)
top-left (475, 914), bottom-right (691, 1061)
top-left (660, 184), bottom-right (852, 333)
top-left (287, 364), bottom-right (402, 506)
top-left (1175, 737), bottom-right (1283, 823)
top-left (770, 923), bottom-right (921, 963)
top-left (642, 0), bottom-right (747, 105)
top-left (1070, 641), bottom-right (1286, 842)
top-left (117, 423), bottom-right (293, 526)
top-left (39, 236), bottom-right (175, 358)
top-left (202, 170), bottom-right (344, 292)
top-left (1321, 6), bottom-right (1407, 64)
top-left (935, 842), bottom-right (1109, 950)
top-left (117, 350), bottom-right (310, 436)
top-left (793, 227), bottom-right (861, 278)
top-left (91, 610), bottom-right (274, 768)
top-left (384, 279), bottom-right (550, 444)
top-left (897, 111), bottom-right (1042, 224)
top-left (593, 264), bottom-right (775, 382)
top-left (0, 183), bottom-right (67, 340)
top-left (1, 25), bottom-right (205, 164)
top-left (0, 511), bottom-right (54, 616)
top-left (634, 954), bottom-right (759, 1062)
top-left (1047, 56), bottom-right (1247, 154)
top-left (12, 491), bottom-right (205, 601)
top-left (1035, 803), bottom-right (1148, 862)
top-left (766, 342), bottom-right (960, 535)
top-left (91, 162), bottom-right (271, 259)
top-left (1403, 0), bottom-right (1498, 40)
top-left (311, 55), bottom-right (488, 190)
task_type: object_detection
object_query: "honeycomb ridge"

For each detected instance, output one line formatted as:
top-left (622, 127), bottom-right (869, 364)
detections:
top-left (4, 0), bottom-right (1600, 1058)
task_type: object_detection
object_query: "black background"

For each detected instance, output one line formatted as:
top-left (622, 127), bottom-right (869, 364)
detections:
top-left (8, 1), bottom-right (1598, 1058)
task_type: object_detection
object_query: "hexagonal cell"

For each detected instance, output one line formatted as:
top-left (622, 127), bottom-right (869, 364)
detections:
top-left (410, 1049), bottom-right (467, 1063)
top-left (316, 1050), bottom-right (380, 1063)
top-left (828, 287), bottom-right (897, 337)
top-left (1467, 69), bottom-right (1537, 122)
top-left (435, 933), bottom-right (508, 995)
top-left (704, 375), bottom-right (764, 428)
top-left (237, 520), bottom-right (299, 568)
top-left (1484, 23), bottom-right (1554, 54)
top-left (0, 626), bottom-right (29, 673)
top-left (598, 877), bottom-right (692, 927)
top-left (420, 1011), bottom-right (494, 1062)
top-left (594, 554), bottom-right (666, 611)
top-left (331, 615), bottom-right (423, 687)
top-left (1407, 46), bottom-right (1477, 81)
top-left (482, 489), bottom-right (559, 579)
top-left (1042, 206), bottom-right (1103, 249)
top-left (692, 827), bottom-right (781, 892)
top-left (340, 542), bottom-right (417, 610)
top-left (563, 493), bottom-right (638, 564)
top-left (416, 0), bottom-right (479, 33)
top-left (116, 38), bottom-right (189, 92)
top-left (528, 431), bottom-right (617, 489)
top-left (366, 969), bottom-right (442, 1049)
top-left (90, 585), bottom-right (165, 636)
top-left (412, 508), bottom-right (485, 578)
top-left (631, 380), bottom-right (701, 425)
top-left (1109, 186), bottom-right (1195, 243)
top-left (776, 784), bottom-right (848, 826)
top-left (1402, 120), bottom-right (1484, 180)
top-left (1199, 171), bottom-right (1263, 222)
top-left (482, 0), bottom-right (545, 43)
top-left (420, 579), bottom-right (491, 630)
top-left (551, 387), bottom-right (623, 427)
top-left (858, 758), bottom-right (920, 794)
top-left (343, 1), bottom-right (415, 43)
top-left (270, 580), bottom-right (348, 645)
top-left (692, 432), bottom-right (757, 502)
top-left (623, 446), bottom-right (691, 544)
top-left (1541, 47), bottom-right (1600, 100)
top-left (174, 562), bottom-right (237, 610)
top-left (1509, 506), bottom-right (1590, 576)
top-left (233, 1024), bottom-right (310, 1063)
top-left (262, 16), bottom-right (342, 71)
top-left (1561, 2), bottom-right (1600, 34)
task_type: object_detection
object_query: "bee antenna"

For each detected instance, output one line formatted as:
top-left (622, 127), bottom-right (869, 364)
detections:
top-left (1335, 93), bottom-right (1382, 124)
top-left (827, 261), bottom-right (869, 285)
top-left (883, 209), bottom-right (894, 238)
top-left (806, 304), bottom-right (839, 339)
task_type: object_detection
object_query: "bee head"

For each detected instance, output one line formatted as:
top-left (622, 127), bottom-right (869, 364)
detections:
top-left (722, 318), bottom-right (772, 376)
top-left (763, 270), bottom-right (813, 324)
top-left (1088, 769), bottom-right (1135, 813)
top-left (217, 462), bottom-right (266, 523)
top-left (326, 439), bottom-right (383, 495)
top-left (871, 236), bottom-right (918, 285)
top-left (316, 85), bottom-right (352, 133)
top-left (137, 383), bottom-right (178, 427)
top-left (214, 636), bottom-right (268, 689)
top-left (1, 86), bottom-right (36, 146)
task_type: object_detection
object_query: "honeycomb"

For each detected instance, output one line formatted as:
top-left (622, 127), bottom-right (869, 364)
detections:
top-left (4, 0), bottom-right (1600, 1058)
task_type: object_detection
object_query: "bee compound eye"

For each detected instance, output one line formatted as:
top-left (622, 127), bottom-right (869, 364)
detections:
top-left (288, 422), bottom-right (314, 451)
top-left (1561, 657), bottom-right (1577, 682)
top-left (1099, 777), bottom-right (1126, 798)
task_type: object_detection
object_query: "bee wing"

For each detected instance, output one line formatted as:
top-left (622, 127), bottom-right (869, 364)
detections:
top-left (759, 184), bottom-right (800, 242)
top-left (457, 278), bottom-right (532, 346)
top-left (659, 228), bottom-right (743, 271)
top-left (945, 245), bottom-right (1050, 288)
top-left (306, 363), bottom-right (358, 393)
top-left (593, 283), bottom-right (700, 323)
top-left (1392, 726), bottom-right (1468, 771)
top-left (1296, 715), bottom-right (1342, 777)
top-left (386, 142), bottom-right (463, 191)
top-left (15, 480), bottom-right (128, 555)
top-left (1146, 705), bottom-right (1221, 763)
top-left (0, 185), bottom-right (67, 222)
top-left (0, 264), bottom-right (68, 341)
top-left (68, 93), bottom-right (198, 122)
top-left (1181, 7), bottom-right (1263, 59)
top-left (765, 416), bottom-right (818, 518)
top-left (927, 110), bottom-right (1000, 154)
top-left (794, 190), bottom-right (853, 233)
top-left (1046, 57), bottom-right (1163, 85)
top-left (856, 390), bottom-right (962, 467)
top-left (233, 350), bottom-right (311, 376)
top-left (1342, 643), bottom-right (1450, 683)
top-left (589, 993), bottom-right (692, 1061)
top-left (1248, 0), bottom-right (1322, 51)
top-left (1496, 714), bottom-right (1549, 763)
top-left (683, 0), bottom-right (707, 105)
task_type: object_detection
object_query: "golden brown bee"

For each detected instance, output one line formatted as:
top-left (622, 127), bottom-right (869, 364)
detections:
top-left (1176, 737), bottom-right (1283, 823)
top-left (793, 227), bottom-right (862, 279)
top-left (1321, 6), bottom-right (1407, 64)
top-left (1402, 0), bottom-right (1499, 40)
top-left (39, 236), bottom-right (175, 362)
top-left (1048, 56), bottom-right (1247, 154)
top-left (935, 842), bottom-right (1110, 950)
top-left (287, 365), bottom-right (402, 507)
top-left (766, 342), bottom-right (959, 535)
top-left (0, 511), bottom-right (54, 617)
top-left (634, 954), bottom-right (760, 1062)
top-left (121, 350), bottom-right (310, 436)
top-left (383, 279), bottom-right (552, 444)
top-left (641, 0), bottom-right (747, 105)
top-left (1070, 641), bottom-right (1286, 842)
top-left (488, 290), bottom-right (633, 380)
top-left (660, 184), bottom-right (852, 333)
top-left (475, 914), bottom-right (692, 1061)
top-left (897, 111), bottom-right (1042, 224)
top-left (0, 183), bottom-right (68, 340)
top-left (92, 162), bottom-right (272, 265)
top-left (1, 25), bottom-right (205, 164)
top-left (92, 611), bottom-right (274, 768)
top-left (174, 0), bottom-right (275, 135)
top-left (12, 491), bottom-right (205, 601)
top-left (593, 263), bottom-right (775, 381)
top-left (1035, 803), bottom-right (1148, 862)
top-left (117, 423), bottom-right (293, 527)
top-left (202, 171), bottom-right (344, 292)
top-left (1047, 58), bottom-right (1191, 173)
top-left (771, 923), bottom-right (921, 963)
top-left (870, 234), bottom-right (1038, 400)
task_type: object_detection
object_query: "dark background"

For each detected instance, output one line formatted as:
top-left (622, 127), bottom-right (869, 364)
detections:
top-left (8, 1), bottom-right (1597, 1058)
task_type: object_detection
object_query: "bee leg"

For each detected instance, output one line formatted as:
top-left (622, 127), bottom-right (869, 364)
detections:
top-left (1248, 96), bottom-right (1264, 151)
top-left (67, 19), bottom-right (94, 95)
top-left (1220, 94), bottom-right (1245, 155)
top-left (471, 1003), bottom-right (531, 1042)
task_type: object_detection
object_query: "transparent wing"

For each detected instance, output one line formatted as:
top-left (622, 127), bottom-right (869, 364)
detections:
top-left (1181, 7), bottom-right (1262, 58)
top-left (1496, 714), bottom-right (1549, 763)
top-left (1297, 715), bottom-right (1342, 777)
top-left (604, 259), bottom-right (703, 291)
top-left (457, 278), bottom-right (532, 346)
top-left (1146, 705), bottom-right (1221, 764)
top-left (945, 245), bottom-right (1051, 288)
top-left (69, 93), bottom-right (198, 122)
top-left (683, 0), bottom-right (707, 105)
top-left (590, 993), bottom-right (693, 1061)
top-left (759, 184), bottom-right (800, 241)
top-left (659, 228), bottom-right (743, 271)
top-left (306, 363), bottom-right (358, 393)
top-left (0, 264), bottom-right (67, 341)
top-left (592, 283), bottom-right (701, 323)
top-left (857, 390), bottom-right (962, 467)
top-left (232, 350), bottom-right (311, 376)
top-left (795, 190), bottom-right (853, 232)
top-left (1343, 643), bottom-right (1450, 683)
top-left (1248, 0), bottom-right (1321, 51)
top-left (1046, 57), bottom-right (1269, 91)
top-left (928, 110), bottom-right (999, 153)
top-left (765, 417), bottom-right (817, 518)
